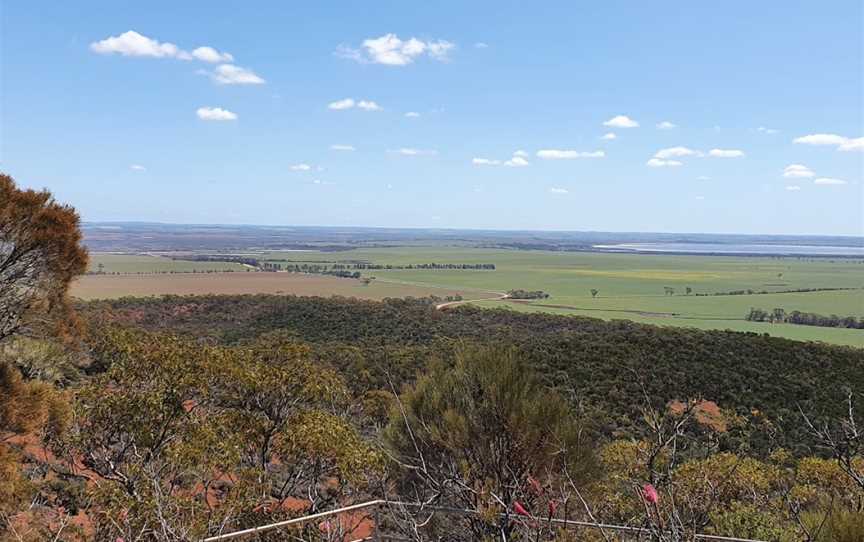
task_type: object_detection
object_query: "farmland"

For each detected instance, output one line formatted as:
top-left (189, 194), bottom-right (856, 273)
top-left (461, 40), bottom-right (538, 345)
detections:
top-left (87, 253), bottom-right (248, 273)
top-left (74, 246), bottom-right (864, 346)
top-left (72, 270), bottom-right (480, 301)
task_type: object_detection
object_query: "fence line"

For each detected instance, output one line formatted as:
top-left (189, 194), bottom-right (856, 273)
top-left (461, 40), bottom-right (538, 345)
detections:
top-left (201, 499), bottom-right (768, 542)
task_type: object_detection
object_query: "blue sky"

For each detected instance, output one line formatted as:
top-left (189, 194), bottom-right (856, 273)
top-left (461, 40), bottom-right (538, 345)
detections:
top-left (2, 1), bottom-right (862, 235)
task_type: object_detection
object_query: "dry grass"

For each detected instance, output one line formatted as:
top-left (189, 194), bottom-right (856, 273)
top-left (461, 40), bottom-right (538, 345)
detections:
top-left (71, 272), bottom-right (472, 301)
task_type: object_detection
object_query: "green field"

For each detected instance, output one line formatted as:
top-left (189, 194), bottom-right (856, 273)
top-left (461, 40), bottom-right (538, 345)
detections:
top-left (88, 254), bottom-right (249, 274)
top-left (257, 247), bottom-right (864, 347)
top-left (83, 248), bottom-right (864, 346)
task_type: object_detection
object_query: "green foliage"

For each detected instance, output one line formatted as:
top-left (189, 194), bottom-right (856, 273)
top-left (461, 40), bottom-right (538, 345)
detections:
top-left (709, 502), bottom-right (798, 542)
top-left (804, 509), bottom-right (864, 542)
top-left (80, 295), bottom-right (864, 454)
top-left (385, 344), bottom-right (597, 538)
top-left (1, 337), bottom-right (85, 386)
top-left (67, 328), bottom-right (382, 539)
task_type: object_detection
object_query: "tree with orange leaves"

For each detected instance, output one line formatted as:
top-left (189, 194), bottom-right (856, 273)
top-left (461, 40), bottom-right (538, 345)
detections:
top-left (0, 173), bottom-right (88, 343)
top-left (1, 173), bottom-right (85, 536)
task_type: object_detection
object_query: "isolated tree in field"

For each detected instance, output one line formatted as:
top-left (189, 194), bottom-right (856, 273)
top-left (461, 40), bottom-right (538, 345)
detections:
top-left (0, 173), bottom-right (88, 343)
top-left (591, 288), bottom-right (599, 298)
top-left (664, 286), bottom-right (675, 296)
top-left (686, 286), bottom-right (692, 295)
top-left (384, 345), bottom-right (597, 540)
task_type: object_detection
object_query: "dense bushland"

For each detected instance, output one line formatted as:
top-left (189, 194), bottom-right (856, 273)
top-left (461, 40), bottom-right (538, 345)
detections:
top-left (80, 293), bottom-right (864, 454)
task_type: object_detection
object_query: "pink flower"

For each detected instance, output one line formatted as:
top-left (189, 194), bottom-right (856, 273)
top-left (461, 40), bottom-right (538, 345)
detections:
top-left (548, 499), bottom-right (559, 516)
top-left (643, 483), bottom-right (659, 504)
top-left (513, 501), bottom-right (530, 516)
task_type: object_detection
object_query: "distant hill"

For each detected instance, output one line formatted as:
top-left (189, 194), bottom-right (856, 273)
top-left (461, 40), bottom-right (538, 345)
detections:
top-left (82, 221), bottom-right (864, 254)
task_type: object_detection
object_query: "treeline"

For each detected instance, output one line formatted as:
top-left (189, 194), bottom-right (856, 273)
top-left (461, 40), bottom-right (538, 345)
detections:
top-left (260, 261), bottom-right (495, 278)
top-left (87, 269), bottom-right (247, 275)
top-left (507, 289), bottom-right (549, 299)
top-left (171, 254), bottom-right (260, 266)
top-left (697, 286), bottom-right (860, 297)
top-left (261, 262), bottom-right (361, 278)
top-left (171, 254), bottom-right (496, 272)
top-left (747, 307), bottom-right (864, 329)
top-left (261, 261), bottom-right (496, 272)
top-left (332, 262), bottom-right (496, 270)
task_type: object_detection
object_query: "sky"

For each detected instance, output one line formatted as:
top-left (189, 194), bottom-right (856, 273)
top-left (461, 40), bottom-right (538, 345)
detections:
top-left (2, 1), bottom-right (863, 235)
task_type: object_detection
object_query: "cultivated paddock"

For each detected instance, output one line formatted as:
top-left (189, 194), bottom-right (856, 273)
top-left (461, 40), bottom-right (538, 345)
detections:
top-left (71, 272), bottom-right (478, 301)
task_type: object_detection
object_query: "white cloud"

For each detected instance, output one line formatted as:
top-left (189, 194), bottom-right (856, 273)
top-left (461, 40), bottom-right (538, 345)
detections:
top-left (695, 195), bottom-right (706, 200)
top-left (290, 164), bottom-right (312, 171)
top-left (793, 133), bottom-right (863, 152)
top-left (472, 158), bottom-right (500, 166)
top-left (90, 30), bottom-right (182, 58)
top-left (656, 121), bottom-right (676, 130)
top-left (814, 178), bottom-right (847, 185)
top-left (504, 156), bottom-right (529, 167)
top-left (473, 152), bottom-right (530, 167)
top-left (646, 158), bottom-right (682, 168)
top-left (600, 132), bottom-right (617, 140)
top-left (92, 33), bottom-right (244, 78)
top-left (839, 137), bottom-right (864, 152)
top-left (603, 115), bottom-right (639, 128)
top-left (357, 100), bottom-right (382, 111)
top-left (647, 147), bottom-right (708, 167)
top-left (697, 175), bottom-right (710, 181)
top-left (708, 148), bottom-right (745, 158)
top-left (328, 98), bottom-right (355, 110)
top-left (405, 111), bottom-right (420, 118)
top-left (782, 164), bottom-right (814, 178)
top-left (474, 42), bottom-right (489, 49)
top-left (393, 148), bottom-right (436, 156)
top-left (785, 185), bottom-right (802, 191)
top-left (95, 34), bottom-right (263, 85)
top-left (196, 106), bottom-right (237, 121)
top-left (337, 34), bottom-right (455, 66)
top-left (130, 164), bottom-right (146, 171)
top-left (427, 40), bottom-right (455, 60)
top-left (536, 149), bottom-right (605, 159)
top-left (654, 146), bottom-right (700, 159)
top-left (757, 126), bottom-right (779, 134)
top-left (191, 46), bottom-right (233, 63)
top-left (793, 133), bottom-right (848, 146)
top-left (330, 144), bottom-right (356, 151)
top-left (549, 187), bottom-right (569, 194)
top-left (211, 64), bottom-right (265, 85)
top-left (328, 98), bottom-right (381, 111)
